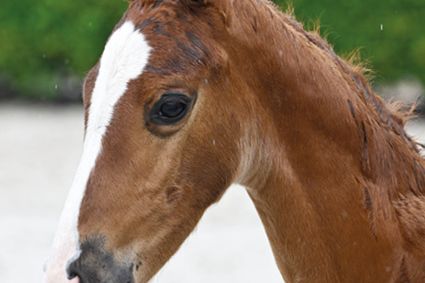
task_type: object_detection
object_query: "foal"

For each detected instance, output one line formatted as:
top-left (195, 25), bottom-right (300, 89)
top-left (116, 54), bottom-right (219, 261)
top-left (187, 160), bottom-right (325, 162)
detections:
top-left (45, 0), bottom-right (425, 282)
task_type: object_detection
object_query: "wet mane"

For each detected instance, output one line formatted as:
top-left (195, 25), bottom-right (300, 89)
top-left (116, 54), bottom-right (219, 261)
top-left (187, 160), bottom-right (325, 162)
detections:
top-left (265, 1), bottom-right (420, 152)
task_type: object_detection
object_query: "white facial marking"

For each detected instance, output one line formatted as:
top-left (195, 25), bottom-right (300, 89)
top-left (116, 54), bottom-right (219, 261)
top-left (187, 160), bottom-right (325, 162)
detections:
top-left (44, 21), bottom-right (152, 282)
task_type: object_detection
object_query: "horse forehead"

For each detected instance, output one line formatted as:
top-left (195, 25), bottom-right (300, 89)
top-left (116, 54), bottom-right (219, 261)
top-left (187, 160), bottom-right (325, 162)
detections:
top-left (88, 21), bottom-right (151, 127)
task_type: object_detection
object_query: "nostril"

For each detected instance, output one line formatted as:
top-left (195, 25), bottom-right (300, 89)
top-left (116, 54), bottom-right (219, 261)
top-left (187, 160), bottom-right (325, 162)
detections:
top-left (67, 270), bottom-right (83, 283)
top-left (66, 260), bottom-right (83, 282)
top-left (67, 270), bottom-right (79, 281)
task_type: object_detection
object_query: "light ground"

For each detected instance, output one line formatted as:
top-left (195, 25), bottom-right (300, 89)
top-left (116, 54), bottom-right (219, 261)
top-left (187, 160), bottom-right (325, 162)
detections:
top-left (0, 103), bottom-right (424, 283)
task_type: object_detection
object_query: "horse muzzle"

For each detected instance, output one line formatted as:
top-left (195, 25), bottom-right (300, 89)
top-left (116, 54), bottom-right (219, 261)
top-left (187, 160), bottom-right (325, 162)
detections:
top-left (66, 237), bottom-right (135, 283)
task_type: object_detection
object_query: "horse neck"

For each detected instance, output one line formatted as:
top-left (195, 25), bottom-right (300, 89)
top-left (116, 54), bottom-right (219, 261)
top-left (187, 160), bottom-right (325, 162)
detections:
top-left (228, 2), bottom-right (425, 281)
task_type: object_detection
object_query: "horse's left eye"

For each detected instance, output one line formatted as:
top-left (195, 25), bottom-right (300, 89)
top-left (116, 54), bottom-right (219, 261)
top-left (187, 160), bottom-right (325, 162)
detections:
top-left (149, 93), bottom-right (192, 125)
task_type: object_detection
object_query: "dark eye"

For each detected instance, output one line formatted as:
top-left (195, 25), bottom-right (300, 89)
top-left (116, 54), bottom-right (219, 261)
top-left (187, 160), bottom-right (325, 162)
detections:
top-left (149, 93), bottom-right (193, 125)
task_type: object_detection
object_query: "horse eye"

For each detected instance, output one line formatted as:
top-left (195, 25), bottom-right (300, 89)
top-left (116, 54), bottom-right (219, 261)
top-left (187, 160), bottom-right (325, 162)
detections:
top-left (149, 93), bottom-right (192, 125)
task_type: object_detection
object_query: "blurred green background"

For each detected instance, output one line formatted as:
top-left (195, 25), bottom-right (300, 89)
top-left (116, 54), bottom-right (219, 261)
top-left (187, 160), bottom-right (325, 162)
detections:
top-left (0, 0), bottom-right (424, 101)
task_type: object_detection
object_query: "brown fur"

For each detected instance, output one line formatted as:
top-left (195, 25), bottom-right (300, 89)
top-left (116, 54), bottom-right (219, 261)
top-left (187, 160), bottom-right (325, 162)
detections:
top-left (75, 1), bottom-right (425, 282)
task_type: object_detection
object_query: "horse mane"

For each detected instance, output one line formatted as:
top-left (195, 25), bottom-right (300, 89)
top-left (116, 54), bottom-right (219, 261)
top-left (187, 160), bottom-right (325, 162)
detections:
top-left (277, 3), bottom-right (421, 151)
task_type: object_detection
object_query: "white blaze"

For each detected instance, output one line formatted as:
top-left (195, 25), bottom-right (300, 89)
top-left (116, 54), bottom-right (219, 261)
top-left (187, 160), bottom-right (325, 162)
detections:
top-left (44, 21), bottom-right (152, 282)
